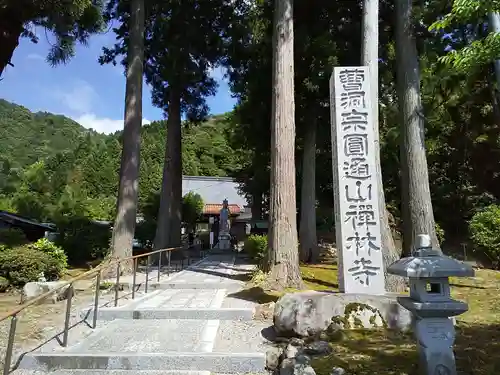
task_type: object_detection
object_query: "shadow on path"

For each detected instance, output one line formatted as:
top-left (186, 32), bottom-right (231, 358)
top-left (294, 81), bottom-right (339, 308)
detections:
top-left (181, 266), bottom-right (253, 283)
top-left (227, 287), bottom-right (279, 304)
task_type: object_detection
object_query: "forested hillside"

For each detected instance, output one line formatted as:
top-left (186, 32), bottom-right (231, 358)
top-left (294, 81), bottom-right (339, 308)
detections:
top-left (0, 99), bottom-right (239, 219)
top-left (0, 99), bottom-right (241, 264)
top-left (0, 99), bottom-right (104, 167)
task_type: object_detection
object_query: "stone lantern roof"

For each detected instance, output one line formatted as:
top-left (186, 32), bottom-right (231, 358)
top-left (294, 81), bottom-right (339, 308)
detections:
top-left (387, 236), bottom-right (474, 279)
top-left (387, 251), bottom-right (474, 279)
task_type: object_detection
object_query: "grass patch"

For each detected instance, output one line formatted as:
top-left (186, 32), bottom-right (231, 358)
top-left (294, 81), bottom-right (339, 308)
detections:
top-left (311, 268), bottom-right (500, 375)
top-left (237, 259), bottom-right (500, 374)
top-left (301, 263), bottom-right (339, 290)
top-left (311, 322), bottom-right (500, 375)
top-left (228, 263), bottom-right (340, 303)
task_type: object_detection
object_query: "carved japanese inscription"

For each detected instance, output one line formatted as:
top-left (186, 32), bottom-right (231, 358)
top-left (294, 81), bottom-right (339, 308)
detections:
top-left (329, 66), bottom-right (385, 294)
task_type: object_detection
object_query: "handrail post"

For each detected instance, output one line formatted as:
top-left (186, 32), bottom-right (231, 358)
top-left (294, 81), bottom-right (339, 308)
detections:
top-left (145, 255), bottom-right (150, 293)
top-left (93, 271), bottom-right (101, 329)
top-left (132, 258), bottom-right (137, 300)
top-left (62, 284), bottom-right (74, 347)
top-left (167, 250), bottom-right (171, 276)
top-left (114, 263), bottom-right (120, 307)
top-left (157, 253), bottom-right (162, 282)
top-left (3, 315), bottom-right (17, 375)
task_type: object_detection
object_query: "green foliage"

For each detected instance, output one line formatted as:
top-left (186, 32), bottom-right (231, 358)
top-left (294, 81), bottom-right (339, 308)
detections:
top-left (435, 223), bottom-right (446, 245)
top-left (439, 33), bottom-right (500, 73)
top-left (0, 100), bottom-right (106, 168)
top-left (0, 99), bottom-right (240, 264)
top-left (0, 0), bottom-right (105, 72)
top-left (0, 276), bottom-right (9, 292)
top-left (0, 246), bottom-right (65, 286)
top-left (135, 220), bottom-right (156, 248)
top-left (182, 192), bottom-right (204, 231)
top-left (0, 227), bottom-right (28, 247)
top-left (31, 238), bottom-right (68, 270)
top-left (101, 0), bottom-right (245, 121)
top-left (244, 234), bottom-right (268, 264)
top-left (55, 217), bottom-right (111, 265)
top-left (470, 205), bottom-right (500, 265)
top-left (429, 0), bottom-right (500, 72)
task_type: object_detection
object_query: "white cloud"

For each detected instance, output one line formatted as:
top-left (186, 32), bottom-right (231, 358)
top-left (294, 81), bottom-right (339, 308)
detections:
top-left (53, 79), bottom-right (97, 114)
top-left (49, 79), bottom-right (152, 134)
top-left (75, 114), bottom-right (151, 134)
top-left (26, 53), bottom-right (44, 62)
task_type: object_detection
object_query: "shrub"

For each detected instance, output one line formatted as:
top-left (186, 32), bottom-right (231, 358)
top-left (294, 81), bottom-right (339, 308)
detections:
top-left (245, 234), bottom-right (268, 263)
top-left (0, 227), bottom-right (28, 247)
top-left (31, 238), bottom-right (68, 270)
top-left (182, 192), bottom-right (204, 231)
top-left (0, 246), bottom-right (66, 286)
top-left (469, 204), bottom-right (500, 267)
top-left (55, 217), bottom-right (111, 265)
top-left (135, 220), bottom-right (156, 248)
top-left (435, 222), bottom-right (445, 245)
top-left (0, 276), bottom-right (9, 292)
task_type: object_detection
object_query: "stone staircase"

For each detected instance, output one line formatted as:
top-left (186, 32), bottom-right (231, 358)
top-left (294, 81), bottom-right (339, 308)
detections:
top-left (13, 254), bottom-right (270, 375)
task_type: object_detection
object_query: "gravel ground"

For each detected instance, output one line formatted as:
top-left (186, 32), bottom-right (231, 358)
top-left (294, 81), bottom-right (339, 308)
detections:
top-left (213, 319), bottom-right (274, 353)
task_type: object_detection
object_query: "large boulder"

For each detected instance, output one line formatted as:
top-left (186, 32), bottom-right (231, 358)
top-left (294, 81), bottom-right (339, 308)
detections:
top-left (273, 291), bottom-right (412, 337)
top-left (21, 281), bottom-right (72, 304)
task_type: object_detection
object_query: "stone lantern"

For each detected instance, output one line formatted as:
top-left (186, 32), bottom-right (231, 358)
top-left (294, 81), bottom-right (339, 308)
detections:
top-left (387, 234), bottom-right (474, 375)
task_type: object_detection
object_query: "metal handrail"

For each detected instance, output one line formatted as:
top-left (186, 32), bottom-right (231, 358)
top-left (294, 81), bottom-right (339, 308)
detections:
top-left (1, 244), bottom-right (206, 375)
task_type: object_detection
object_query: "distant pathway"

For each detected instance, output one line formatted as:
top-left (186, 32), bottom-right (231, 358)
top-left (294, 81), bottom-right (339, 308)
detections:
top-left (15, 253), bottom-right (271, 375)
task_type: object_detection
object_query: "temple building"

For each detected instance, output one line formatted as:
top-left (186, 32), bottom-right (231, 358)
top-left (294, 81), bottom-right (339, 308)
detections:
top-left (181, 176), bottom-right (252, 244)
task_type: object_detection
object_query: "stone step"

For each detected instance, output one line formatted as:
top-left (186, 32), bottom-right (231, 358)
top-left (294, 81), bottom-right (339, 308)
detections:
top-left (20, 352), bottom-right (265, 373)
top-left (149, 281), bottom-right (243, 291)
top-left (13, 371), bottom-right (268, 375)
top-left (144, 255), bottom-right (247, 291)
top-left (85, 307), bottom-right (253, 321)
top-left (13, 371), bottom-right (212, 375)
top-left (81, 288), bottom-right (254, 321)
top-left (21, 319), bottom-right (266, 374)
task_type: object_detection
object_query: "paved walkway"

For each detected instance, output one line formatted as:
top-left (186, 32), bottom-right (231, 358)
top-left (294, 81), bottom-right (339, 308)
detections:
top-left (14, 253), bottom-right (271, 375)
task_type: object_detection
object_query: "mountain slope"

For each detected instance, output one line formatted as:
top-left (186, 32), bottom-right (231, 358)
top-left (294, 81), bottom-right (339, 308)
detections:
top-left (0, 99), bottom-right (103, 167)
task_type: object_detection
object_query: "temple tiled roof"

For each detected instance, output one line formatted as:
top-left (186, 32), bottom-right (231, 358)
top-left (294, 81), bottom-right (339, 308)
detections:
top-left (182, 176), bottom-right (249, 208)
top-left (202, 204), bottom-right (241, 215)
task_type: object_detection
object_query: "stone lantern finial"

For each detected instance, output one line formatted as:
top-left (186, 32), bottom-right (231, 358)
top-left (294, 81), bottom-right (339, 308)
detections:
top-left (417, 234), bottom-right (431, 248)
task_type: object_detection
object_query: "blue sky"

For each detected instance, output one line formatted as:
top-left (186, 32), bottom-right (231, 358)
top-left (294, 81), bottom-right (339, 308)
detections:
top-left (0, 28), bottom-right (236, 134)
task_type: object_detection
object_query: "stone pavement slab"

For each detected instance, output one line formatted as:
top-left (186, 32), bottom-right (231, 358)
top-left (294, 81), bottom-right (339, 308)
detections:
top-left (69, 319), bottom-right (214, 353)
top-left (13, 371), bottom-right (211, 375)
top-left (14, 371), bottom-right (210, 375)
top-left (84, 288), bottom-right (253, 321)
top-left (20, 352), bottom-right (265, 373)
top-left (150, 255), bottom-right (245, 290)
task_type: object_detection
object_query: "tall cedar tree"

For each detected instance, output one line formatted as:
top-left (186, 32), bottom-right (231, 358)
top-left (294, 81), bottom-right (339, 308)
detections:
top-left (265, 0), bottom-right (304, 289)
top-left (361, 0), bottom-right (406, 291)
top-left (108, 0), bottom-right (145, 271)
top-left (395, 0), bottom-right (439, 254)
top-left (102, 0), bottom-right (246, 249)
